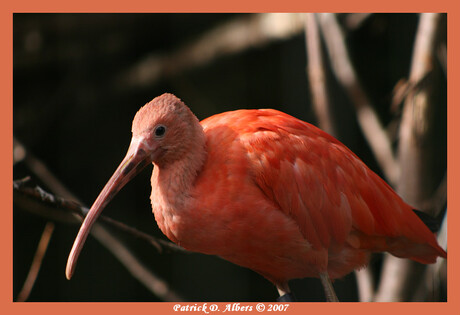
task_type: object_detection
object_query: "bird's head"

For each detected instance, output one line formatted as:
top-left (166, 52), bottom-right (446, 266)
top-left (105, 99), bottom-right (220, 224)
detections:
top-left (65, 93), bottom-right (205, 280)
top-left (131, 93), bottom-right (204, 168)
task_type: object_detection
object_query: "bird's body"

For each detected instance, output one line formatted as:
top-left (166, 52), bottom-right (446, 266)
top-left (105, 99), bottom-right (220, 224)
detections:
top-left (149, 104), bottom-right (445, 287)
top-left (66, 93), bottom-right (446, 300)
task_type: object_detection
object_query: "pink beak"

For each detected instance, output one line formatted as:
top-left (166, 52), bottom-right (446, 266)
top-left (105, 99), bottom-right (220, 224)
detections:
top-left (66, 135), bottom-right (155, 280)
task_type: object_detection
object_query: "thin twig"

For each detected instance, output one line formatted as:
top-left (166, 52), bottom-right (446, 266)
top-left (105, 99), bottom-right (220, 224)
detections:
top-left (317, 13), bottom-right (399, 185)
top-left (14, 177), bottom-right (187, 254)
top-left (16, 222), bottom-right (55, 302)
top-left (304, 13), bottom-right (336, 136)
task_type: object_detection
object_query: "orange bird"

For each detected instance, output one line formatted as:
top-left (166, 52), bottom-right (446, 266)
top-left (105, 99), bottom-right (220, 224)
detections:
top-left (66, 93), bottom-right (446, 301)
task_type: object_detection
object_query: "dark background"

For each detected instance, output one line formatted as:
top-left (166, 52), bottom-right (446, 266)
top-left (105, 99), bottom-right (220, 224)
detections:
top-left (13, 13), bottom-right (446, 302)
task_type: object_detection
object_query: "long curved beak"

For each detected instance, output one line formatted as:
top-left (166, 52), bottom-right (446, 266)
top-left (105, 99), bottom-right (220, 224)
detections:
top-left (66, 136), bottom-right (154, 280)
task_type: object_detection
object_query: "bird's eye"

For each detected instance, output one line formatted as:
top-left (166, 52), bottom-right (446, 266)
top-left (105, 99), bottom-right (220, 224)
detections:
top-left (154, 125), bottom-right (166, 138)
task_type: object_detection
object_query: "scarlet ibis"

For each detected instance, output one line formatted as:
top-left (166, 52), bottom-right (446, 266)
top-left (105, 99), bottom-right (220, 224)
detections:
top-left (66, 93), bottom-right (446, 301)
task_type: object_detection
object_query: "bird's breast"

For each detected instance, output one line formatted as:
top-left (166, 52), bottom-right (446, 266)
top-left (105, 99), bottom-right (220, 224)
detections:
top-left (149, 159), bottom-right (328, 283)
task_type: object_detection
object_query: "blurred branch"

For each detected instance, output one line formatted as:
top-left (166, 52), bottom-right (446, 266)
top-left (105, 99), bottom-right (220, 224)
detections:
top-left (14, 139), bottom-right (186, 301)
top-left (354, 268), bottom-right (374, 302)
top-left (117, 13), bottom-right (304, 89)
top-left (374, 255), bottom-right (427, 302)
top-left (408, 14), bottom-right (441, 82)
top-left (317, 13), bottom-right (399, 185)
top-left (344, 13), bottom-right (373, 30)
top-left (305, 13), bottom-right (335, 136)
top-left (397, 12), bottom-right (443, 210)
top-left (375, 13), bottom-right (444, 302)
top-left (16, 222), bottom-right (55, 302)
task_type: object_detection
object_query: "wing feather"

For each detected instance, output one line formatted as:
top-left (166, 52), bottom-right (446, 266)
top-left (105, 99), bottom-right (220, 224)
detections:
top-left (203, 108), bottom-right (445, 262)
top-left (240, 110), bottom-right (358, 249)
top-left (237, 109), bottom-right (442, 257)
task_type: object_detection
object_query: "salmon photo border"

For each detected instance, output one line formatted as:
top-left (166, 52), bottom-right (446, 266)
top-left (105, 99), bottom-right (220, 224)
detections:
top-left (3, 1), bottom-right (457, 315)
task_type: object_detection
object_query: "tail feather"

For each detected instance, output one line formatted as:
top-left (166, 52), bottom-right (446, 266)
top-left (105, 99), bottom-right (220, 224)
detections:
top-left (348, 229), bottom-right (447, 263)
top-left (387, 237), bottom-right (447, 263)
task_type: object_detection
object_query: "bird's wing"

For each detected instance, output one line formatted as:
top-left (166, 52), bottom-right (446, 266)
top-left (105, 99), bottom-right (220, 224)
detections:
top-left (237, 109), bottom-right (440, 256)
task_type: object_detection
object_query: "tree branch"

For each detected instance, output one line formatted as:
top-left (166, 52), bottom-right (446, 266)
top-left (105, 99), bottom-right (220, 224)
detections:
top-left (317, 13), bottom-right (399, 184)
top-left (14, 176), bottom-right (187, 254)
top-left (304, 13), bottom-right (336, 136)
top-left (354, 268), bottom-right (374, 302)
top-left (375, 13), bottom-right (444, 302)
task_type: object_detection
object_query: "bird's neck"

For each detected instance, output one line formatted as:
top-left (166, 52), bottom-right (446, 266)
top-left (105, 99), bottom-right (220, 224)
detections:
top-left (151, 133), bottom-right (207, 209)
